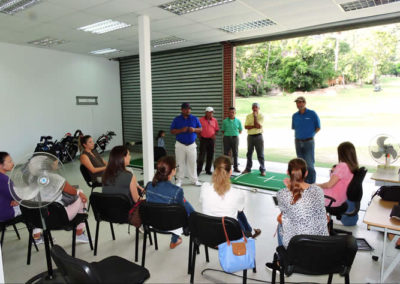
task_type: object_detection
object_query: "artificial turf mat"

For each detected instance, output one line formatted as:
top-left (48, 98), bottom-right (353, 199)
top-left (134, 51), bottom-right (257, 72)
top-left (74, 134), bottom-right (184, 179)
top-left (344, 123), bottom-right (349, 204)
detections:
top-left (231, 170), bottom-right (287, 191)
top-left (129, 158), bottom-right (143, 168)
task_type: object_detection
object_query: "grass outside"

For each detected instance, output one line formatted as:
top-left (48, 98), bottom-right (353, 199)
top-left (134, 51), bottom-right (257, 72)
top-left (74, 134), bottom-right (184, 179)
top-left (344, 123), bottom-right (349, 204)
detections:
top-left (235, 76), bottom-right (400, 172)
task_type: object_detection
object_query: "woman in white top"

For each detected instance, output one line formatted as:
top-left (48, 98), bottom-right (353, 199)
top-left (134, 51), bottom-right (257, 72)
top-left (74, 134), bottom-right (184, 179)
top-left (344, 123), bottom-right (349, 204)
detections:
top-left (200, 155), bottom-right (261, 238)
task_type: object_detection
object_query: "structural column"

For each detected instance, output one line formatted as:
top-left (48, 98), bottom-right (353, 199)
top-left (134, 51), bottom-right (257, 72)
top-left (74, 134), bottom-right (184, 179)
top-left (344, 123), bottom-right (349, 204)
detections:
top-left (138, 15), bottom-right (154, 183)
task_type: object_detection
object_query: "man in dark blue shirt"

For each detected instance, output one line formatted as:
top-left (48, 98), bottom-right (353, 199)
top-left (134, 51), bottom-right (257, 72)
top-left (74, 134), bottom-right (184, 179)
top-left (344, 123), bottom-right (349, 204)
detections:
top-left (170, 103), bottom-right (202, 187)
top-left (292, 96), bottom-right (320, 183)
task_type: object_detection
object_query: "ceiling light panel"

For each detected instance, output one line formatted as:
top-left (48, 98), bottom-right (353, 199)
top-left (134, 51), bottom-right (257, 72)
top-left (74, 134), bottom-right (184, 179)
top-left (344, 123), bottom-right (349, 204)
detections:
top-left (340, 0), bottom-right (400, 11)
top-left (78, 20), bottom-right (131, 34)
top-left (159, 0), bottom-right (235, 15)
top-left (28, 37), bottom-right (66, 47)
top-left (220, 19), bottom-right (276, 33)
top-left (151, 36), bottom-right (186, 47)
top-left (90, 48), bottom-right (121, 55)
top-left (0, 0), bottom-right (40, 15)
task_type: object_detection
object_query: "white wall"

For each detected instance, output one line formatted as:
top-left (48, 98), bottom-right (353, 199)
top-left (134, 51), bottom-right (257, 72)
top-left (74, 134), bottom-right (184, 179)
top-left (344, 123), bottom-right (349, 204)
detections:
top-left (0, 42), bottom-right (122, 162)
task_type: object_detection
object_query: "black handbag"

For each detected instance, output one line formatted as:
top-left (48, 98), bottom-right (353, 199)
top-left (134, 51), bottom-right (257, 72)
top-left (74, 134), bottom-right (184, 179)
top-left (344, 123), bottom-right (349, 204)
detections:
top-left (373, 186), bottom-right (400, 202)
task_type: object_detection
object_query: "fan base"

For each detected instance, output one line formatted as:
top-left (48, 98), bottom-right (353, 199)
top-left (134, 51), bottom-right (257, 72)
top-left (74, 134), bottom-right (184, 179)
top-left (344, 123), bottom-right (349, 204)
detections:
top-left (26, 269), bottom-right (66, 284)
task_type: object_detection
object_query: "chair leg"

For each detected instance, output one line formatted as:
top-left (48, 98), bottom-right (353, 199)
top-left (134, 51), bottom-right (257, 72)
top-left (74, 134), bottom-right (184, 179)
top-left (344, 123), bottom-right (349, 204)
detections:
top-left (328, 273), bottom-right (333, 284)
top-left (205, 246), bottom-right (209, 262)
top-left (110, 223), bottom-right (115, 240)
top-left (253, 259), bottom-right (256, 273)
top-left (0, 227), bottom-right (5, 247)
top-left (279, 268), bottom-right (285, 284)
top-left (84, 219), bottom-right (93, 250)
top-left (27, 229), bottom-right (33, 265)
top-left (242, 269), bottom-right (247, 284)
top-left (154, 231), bottom-right (158, 250)
top-left (87, 187), bottom-right (94, 211)
top-left (271, 266), bottom-right (276, 284)
top-left (72, 227), bottom-right (77, 257)
top-left (141, 231), bottom-right (147, 267)
top-left (188, 235), bottom-right (193, 274)
top-left (135, 227), bottom-right (139, 262)
top-left (149, 230), bottom-right (153, 246)
top-left (128, 224), bottom-right (131, 234)
top-left (345, 273), bottom-right (350, 284)
top-left (13, 224), bottom-right (21, 240)
top-left (94, 221), bottom-right (100, 256)
top-left (190, 244), bottom-right (197, 284)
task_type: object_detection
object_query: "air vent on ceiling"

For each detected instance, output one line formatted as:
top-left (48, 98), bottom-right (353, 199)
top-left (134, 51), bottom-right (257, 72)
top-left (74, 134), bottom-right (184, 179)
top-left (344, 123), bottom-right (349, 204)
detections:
top-left (151, 36), bottom-right (186, 47)
top-left (28, 37), bottom-right (66, 47)
top-left (220, 19), bottom-right (276, 33)
top-left (340, 0), bottom-right (400, 12)
top-left (159, 0), bottom-right (235, 15)
top-left (0, 0), bottom-right (40, 15)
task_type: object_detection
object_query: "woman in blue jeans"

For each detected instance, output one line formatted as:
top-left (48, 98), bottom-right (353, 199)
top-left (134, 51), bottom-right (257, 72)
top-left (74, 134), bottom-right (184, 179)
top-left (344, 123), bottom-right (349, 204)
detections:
top-left (146, 156), bottom-right (195, 249)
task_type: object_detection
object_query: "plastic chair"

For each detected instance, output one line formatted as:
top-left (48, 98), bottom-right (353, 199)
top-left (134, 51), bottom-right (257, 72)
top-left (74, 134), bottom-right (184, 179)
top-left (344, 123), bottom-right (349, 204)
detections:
top-left (51, 244), bottom-right (150, 283)
top-left (269, 234), bottom-right (358, 284)
top-left (139, 202), bottom-right (189, 267)
top-left (0, 215), bottom-right (39, 252)
top-left (90, 192), bottom-right (141, 261)
top-left (188, 212), bottom-right (252, 284)
top-left (21, 203), bottom-right (93, 265)
top-left (80, 164), bottom-right (102, 211)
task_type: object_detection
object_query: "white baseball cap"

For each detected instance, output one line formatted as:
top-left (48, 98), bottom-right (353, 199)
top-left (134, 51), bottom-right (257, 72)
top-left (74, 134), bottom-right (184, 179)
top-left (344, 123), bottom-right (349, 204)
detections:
top-left (205, 107), bottom-right (214, 112)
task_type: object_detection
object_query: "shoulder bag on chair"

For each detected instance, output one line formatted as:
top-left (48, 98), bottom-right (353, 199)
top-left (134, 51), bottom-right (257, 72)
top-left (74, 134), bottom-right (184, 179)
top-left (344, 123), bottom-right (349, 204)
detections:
top-left (372, 186), bottom-right (400, 202)
top-left (218, 217), bottom-right (255, 273)
top-left (128, 199), bottom-right (146, 228)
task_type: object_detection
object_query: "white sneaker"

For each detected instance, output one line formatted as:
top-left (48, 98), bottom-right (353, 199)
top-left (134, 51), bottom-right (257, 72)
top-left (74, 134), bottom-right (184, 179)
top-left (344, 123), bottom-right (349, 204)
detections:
top-left (76, 233), bottom-right (89, 243)
top-left (176, 180), bottom-right (182, 187)
top-left (193, 181), bottom-right (202, 186)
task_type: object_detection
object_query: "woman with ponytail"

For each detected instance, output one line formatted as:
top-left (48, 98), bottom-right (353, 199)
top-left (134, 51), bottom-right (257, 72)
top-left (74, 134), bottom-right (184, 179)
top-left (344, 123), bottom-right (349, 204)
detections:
top-left (146, 156), bottom-right (195, 249)
top-left (276, 158), bottom-right (328, 248)
top-left (200, 155), bottom-right (261, 238)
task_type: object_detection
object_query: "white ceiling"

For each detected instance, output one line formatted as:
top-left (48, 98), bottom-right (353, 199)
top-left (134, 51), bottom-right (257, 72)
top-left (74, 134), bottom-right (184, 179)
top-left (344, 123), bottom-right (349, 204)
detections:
top-left (0, 0), bottom-right (400, 59)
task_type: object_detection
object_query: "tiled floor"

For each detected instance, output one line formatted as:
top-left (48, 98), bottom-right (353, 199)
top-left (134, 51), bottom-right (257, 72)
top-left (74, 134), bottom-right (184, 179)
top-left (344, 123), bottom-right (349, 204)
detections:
top-left (2, 154), bottom-right (400, 283)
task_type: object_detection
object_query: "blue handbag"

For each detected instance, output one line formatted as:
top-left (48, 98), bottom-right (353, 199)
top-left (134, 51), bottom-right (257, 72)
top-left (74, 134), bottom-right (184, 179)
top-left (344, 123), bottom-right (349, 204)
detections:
top-left (218, 217), bottom-right (256, 273)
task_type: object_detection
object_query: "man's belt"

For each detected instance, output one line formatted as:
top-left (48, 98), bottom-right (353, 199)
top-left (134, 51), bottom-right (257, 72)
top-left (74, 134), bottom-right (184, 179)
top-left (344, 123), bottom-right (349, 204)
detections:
top-left (296, 137), bottom-right (313, 142)
top-left (249, 133), bottom-right (262, 136)
top-left (178, 141), bottom-right (194, 146)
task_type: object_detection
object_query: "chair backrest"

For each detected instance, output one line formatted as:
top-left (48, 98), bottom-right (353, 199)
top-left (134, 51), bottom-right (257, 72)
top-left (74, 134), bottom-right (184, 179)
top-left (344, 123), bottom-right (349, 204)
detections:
top-left (80, 164), bottom-right (93, 187)
top-left (51, 244), bottom-right (100, 283)
top-left (90, 192), bottom-right (131, 224)
top-left (189, 212), bottom-right (243, 248)
top-left (140, 202), bottom-right (188, 231)
top-left (154, 147), bottom-right (167, 162)
top-left (21, 202), bottom-right (70, 230)
top-left (284, 234), bottom-right (358, 276)
top-left (346, 167), bottom-right (367, 202)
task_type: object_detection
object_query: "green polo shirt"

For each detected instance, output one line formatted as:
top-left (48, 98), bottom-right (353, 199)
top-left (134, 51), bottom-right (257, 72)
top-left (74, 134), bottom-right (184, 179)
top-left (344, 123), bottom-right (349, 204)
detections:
top-left (221, 117), bottom-right (243, 136)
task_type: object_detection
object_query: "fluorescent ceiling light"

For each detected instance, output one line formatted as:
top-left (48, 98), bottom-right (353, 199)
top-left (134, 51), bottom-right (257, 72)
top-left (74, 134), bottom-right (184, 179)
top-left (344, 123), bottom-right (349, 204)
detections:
top-left (0, 0), bottom-right (40, 15)
top-left (220, 19), bottom-right (276, 33)
top-left (340, 0), bottom-right (400, 11)
top-left (151, 36), bottom-right (186, 47)
top-left (90, 48), bottom-right (121, 55)
top-left (159, 0), bottom-right (235, 15)
top-left (78, 20), bottom-right (131, 34)
top-left (28, 37), bottom-right (66, 47)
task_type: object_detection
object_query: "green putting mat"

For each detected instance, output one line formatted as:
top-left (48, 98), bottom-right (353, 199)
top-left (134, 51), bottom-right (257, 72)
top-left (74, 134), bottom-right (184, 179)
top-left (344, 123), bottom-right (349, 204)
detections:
top-left (129, 158), bottom-right (143, 169)
top-left (231, 170), bottom-right (287, 191)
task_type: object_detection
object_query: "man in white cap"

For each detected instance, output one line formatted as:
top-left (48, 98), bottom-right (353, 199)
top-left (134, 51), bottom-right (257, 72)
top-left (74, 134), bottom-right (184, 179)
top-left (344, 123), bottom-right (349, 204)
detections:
top-left (243, 102), bottom-right (265, 176)
top-left (197, 106), bottom-right (219, 176)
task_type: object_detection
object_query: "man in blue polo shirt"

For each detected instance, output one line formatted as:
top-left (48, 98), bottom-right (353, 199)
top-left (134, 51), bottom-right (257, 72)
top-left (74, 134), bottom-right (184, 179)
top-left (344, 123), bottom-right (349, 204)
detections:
top-left (292, 96), bottom-right (320, 184)
top-left (171, 103), bottom-right (202, 187)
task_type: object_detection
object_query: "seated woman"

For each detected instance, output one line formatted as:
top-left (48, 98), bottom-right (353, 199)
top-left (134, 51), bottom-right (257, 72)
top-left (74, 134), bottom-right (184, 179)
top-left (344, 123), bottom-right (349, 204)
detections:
top-left (102, 145), bottom-right (144, 206)
top-left (276, 158), bottom-right (328, 248)
top-left (80, 135), bottom-right (107, 183)
top-left (200, 155), bottom-right (261, 238)
top-left (0, 152), bottom-right (21, 222)
top-left (317, 141), bottom-right (359, 226)
top-left (146, 156), bottom-right (195, 249)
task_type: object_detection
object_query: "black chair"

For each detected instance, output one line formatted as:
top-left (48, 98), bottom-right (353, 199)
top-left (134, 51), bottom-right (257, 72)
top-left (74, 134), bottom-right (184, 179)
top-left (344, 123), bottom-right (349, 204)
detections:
top-left (51, 244), bottom-right (150, 284)
top-left (90, 192), bottom-right (142, 261)
top-left (139, 202), bottom-right (189, 267)
top-left (0, 215), bottom-right (39, 252)
top-left (21, 203), bottom-right (93, 265)
top-left (154, 147), bottom-right (167, 163)
top-left (326, 167), bottom-right (367, 235)
top-left (269, 234), bottom-right (358, 284)
top-left (80, 164), bottom-right (102, 211)
top-left (188, 212), bottom-right (253, 284)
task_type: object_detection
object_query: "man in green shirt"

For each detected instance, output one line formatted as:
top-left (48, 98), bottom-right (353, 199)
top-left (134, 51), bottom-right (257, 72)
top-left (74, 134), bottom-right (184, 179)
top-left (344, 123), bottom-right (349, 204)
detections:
top-left (221, 107), bottom-right (243, 173)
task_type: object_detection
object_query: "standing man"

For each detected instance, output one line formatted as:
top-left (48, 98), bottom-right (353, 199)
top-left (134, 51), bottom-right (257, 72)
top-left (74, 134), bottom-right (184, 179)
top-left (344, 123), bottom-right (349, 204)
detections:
top-left (221, 107), bottom-right (242, 173)
top-left (292, 96), bottom-right (320, 184)
top-left (171, 103), bottom-right (202, 187)
top-left (197, 107), bottom-right (219, 176)
top-left (243, 103), bottom-right (265, 176)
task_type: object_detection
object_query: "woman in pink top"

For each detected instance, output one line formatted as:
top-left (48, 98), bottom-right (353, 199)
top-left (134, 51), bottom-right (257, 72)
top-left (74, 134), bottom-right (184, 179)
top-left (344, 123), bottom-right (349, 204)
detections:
top-left (318, 142), bottom-right (359, 208)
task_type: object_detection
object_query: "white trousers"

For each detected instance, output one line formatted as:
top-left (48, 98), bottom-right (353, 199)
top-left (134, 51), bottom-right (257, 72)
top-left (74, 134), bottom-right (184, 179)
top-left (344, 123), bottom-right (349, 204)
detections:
top-left (175, 141), bottom-right (198, 183)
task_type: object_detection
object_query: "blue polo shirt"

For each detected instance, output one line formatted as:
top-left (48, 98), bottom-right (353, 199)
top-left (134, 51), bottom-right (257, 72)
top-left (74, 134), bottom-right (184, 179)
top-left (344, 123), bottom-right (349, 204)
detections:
top-left (170, 114), bottom-right (201, 145)
top-left (292, 108), bottom-right (320, 139)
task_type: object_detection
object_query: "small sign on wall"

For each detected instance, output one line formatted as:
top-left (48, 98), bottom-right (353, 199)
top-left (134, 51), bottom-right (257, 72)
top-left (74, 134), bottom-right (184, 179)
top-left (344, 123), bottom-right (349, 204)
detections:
top-left (76, 96), bottom-right (98, 105)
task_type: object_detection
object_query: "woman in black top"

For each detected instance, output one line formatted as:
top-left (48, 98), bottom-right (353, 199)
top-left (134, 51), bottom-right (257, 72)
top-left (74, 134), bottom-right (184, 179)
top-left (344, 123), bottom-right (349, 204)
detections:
top-left (80, 135), bottom-right (107, 182)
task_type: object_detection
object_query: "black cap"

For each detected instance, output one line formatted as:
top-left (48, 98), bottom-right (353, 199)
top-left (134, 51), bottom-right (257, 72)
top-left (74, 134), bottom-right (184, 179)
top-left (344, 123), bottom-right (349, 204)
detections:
top-left (181, 102), bottom-right (191, 109)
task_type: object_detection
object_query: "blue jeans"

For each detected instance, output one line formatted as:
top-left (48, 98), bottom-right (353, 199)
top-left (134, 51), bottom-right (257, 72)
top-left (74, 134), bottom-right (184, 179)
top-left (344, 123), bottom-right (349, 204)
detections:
top-left (171, 200), bottom-right (195, 243)
top-left (277, 224), bottom-right (283, 246)
top-left (237, 211), bottom-right (253, 237)
top-left (340, 200), bottom-right (359, 226)
top-left (295, 139), bottom-right (316, 183)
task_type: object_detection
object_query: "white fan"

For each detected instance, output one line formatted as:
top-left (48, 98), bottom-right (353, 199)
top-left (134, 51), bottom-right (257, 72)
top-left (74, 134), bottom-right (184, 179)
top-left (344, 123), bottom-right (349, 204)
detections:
top-left (369, 135), bottom-right (400, 167)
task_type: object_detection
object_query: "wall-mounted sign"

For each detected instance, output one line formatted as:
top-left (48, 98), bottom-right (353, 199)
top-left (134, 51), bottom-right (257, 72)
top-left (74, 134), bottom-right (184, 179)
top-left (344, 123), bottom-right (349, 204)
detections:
top-left (76, 96), bottom-right (98, 105)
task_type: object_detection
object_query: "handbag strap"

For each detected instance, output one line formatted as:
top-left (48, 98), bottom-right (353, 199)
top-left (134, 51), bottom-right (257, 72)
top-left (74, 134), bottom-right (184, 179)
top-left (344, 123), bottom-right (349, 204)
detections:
top-left (221, 217), bottom-right (247, 246)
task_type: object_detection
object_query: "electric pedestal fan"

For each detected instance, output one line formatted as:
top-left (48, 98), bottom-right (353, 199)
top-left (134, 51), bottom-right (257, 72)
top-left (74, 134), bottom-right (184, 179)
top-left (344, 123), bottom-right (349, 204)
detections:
top-left (369, 135), bottom-right (400, 167)
top-left (9, 152), bottom-right (66, 282)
